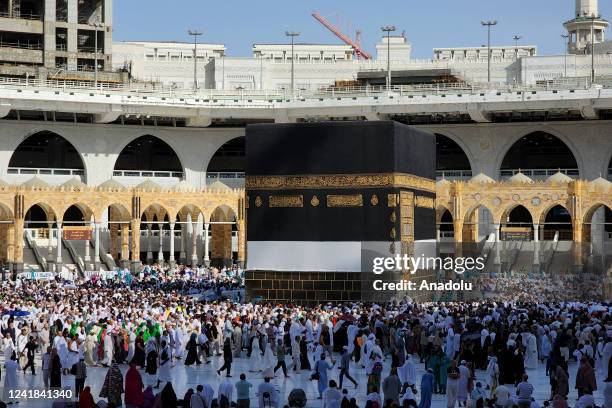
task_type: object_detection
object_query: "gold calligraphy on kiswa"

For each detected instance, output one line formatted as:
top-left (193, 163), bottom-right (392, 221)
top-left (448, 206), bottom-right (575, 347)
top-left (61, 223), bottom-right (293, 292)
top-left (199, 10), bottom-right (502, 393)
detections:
top-left (245, 173), bottom-right (435, 193)
top-left (326, 194), bottom-right (363, 207)
top-left (268, 195), bottom-right (304, 208)
top-left (415, 196), bottom-right (435, 209)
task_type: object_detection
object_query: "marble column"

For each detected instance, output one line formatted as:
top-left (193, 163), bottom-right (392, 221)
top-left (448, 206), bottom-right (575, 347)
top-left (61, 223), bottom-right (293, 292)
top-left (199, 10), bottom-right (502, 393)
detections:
top-left (120, 223), bottom-right (129, 267)
top-left (191, 217), bottom-right (198, 266)
top-left (56, 222), bottom-right (63, 272)
top-left (130, 219), bottom-right (141, 272)
top-left (84, 228), bottom-right (91, 264)
top-left (533, 224), bottom-right (539, 242)
top-left (47, 222), bottom-right (54, 256)
top-left (203, 223), bottom-right (210, 267)
top-left (179, 222), bottom-right (186, 264)
top-left (493, 223), bottom-right (501, 274)
top-left (146, 223), bottom-right (153, 264)
top-left (157, 222), bottom-right (164, 264)
top-left (13, 218), bottom-right (24, 273)
top-left (169, 222), bottom-right (176, 267)
top-left (94, 222), bottom-right (100, 271)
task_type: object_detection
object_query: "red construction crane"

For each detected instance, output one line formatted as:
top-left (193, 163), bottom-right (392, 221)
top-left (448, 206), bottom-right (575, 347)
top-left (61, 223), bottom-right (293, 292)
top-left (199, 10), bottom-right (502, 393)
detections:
top-left (311, 12), bottom-right (372, 60)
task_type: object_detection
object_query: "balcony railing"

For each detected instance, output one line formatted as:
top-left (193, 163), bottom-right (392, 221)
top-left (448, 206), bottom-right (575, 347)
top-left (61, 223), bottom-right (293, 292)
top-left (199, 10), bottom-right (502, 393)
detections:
top-left (500, 168), bottom-right (579, 179)
top-left (0, 76), bottom-right (607, 101)
top-left (436, 170), bottom-right (472, 180)
top-left (113, 170), bottom-right (183, 178)
top-left (0, 11), bottom-right (42, 21)
top-left (0, 41), bottom-right (43, 50)
top-left (206, 172), bottom-right (245, 179)
top-left (7, 167), bottom-right (85, 176)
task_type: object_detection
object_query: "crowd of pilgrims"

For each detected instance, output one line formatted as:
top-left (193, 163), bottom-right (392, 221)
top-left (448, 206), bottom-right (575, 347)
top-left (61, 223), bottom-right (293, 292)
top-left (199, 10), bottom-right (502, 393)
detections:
top-left (0, 266), bottom-right (609, 408)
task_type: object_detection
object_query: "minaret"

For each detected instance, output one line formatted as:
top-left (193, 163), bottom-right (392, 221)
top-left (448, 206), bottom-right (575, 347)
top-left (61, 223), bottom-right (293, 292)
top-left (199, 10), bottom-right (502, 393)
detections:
top-left (575, 0), bottom-right (598, 18)
top-left (564, 0), bottom-right (608, 54)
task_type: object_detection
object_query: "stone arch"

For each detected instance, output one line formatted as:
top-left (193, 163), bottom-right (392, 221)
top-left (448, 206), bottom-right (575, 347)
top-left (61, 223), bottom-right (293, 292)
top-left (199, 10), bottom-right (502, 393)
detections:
top-left (436, 205), bottom-right (453, 224)
top-left (462, 203), bottom-right (495, 242)
top-left (177, 204), bottom-right (205, 223)
top-left (583, 203), bottom-right (612, 243)
top-left (62, 203), bottom-right (95, 225)
top-left (101, 203), bottom-right (131, 224)
top-left (435, 133), bottom-right (474, 179)
top-left (103, 203), bottom-right (132, 263)
top-left (497, 129), bottom-right (582, 179)
top-left (209, 205), bottom-right (237, 267)
top-left (9, 130), bottom-right (87, 181)
top-left (140, 203), bottom-right (170, 221)
top-left (25, 203), bottom-right (56, 228)
top-left (0, 201), bottom-right (14, 263)
top-left (539, 204), bottom-right (573, 240)
top-left (114, 135), bottom-right (184, 177)
top-left (501, 204), bottom-right (534, 240)
top-left (0, 201), bottom-right (13, 221)
top-left (206, 136), bottom-right (245, 187)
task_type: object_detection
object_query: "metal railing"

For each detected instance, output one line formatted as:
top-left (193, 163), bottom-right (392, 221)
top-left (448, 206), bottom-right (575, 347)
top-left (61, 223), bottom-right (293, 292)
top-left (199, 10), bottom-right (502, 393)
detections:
top-left (206, 172), bottom-right (245, 179)
top-left (0, 41), bottom-right (43, 50)
top-left (500, 168), bottom-right (579, 179)
top-left (436, 170), bottom-right (472, 180)
top-left (113, 170), bottom-right (183, 178)
top-left (0, 76), bottom-right (606, 101)
top-left (7, 167), bottom-right (85, 176)
top-left (0, 11), bottom-right (43, 21)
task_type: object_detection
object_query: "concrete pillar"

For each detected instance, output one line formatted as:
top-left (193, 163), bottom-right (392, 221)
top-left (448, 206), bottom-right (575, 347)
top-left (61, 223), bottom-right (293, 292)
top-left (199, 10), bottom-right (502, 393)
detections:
top-left (203, 223), bottom-right (210, 267)
top-left (191, 217), bottom-right (198, 266)
top-left (157, 223), bottom-right (164, 263)
top-left (436, 227), bottom-right (441, 242)
top-left (130, 219), bottom-right (141, 272)
top-left (94, 222), bottom-right (100, 271)
top-left (494, 223), bottom-right (501, 242)
top-left (66, 0), bottom-right (78, 70)
top-left (169, 222), bottom-right (175, 267)
top-left (533, 224), bottom-right (539, 242)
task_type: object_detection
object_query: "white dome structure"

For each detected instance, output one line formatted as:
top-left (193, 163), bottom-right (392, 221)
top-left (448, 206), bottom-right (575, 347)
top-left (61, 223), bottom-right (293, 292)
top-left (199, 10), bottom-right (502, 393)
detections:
top-left (22, 176), bottom-right (50, 189)
top-left (135, 179), bottom-right (161, 191)
top-left (546, 172), bottom-right (573, 184)
top-left (98, 178), bottom-right (126, 191)
top-left (507, 172), bottom-right (534, 184)
top-left (469, 173), bottom-right (495, 184)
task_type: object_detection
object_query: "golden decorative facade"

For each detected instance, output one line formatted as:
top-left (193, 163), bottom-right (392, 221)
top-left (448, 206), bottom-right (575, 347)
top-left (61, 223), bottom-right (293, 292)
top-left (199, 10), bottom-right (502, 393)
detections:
top-left (0, 180), bottom-right (245, 272)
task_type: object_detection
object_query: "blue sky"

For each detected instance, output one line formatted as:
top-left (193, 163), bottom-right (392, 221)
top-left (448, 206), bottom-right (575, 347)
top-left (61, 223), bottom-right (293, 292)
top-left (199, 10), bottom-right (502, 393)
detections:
top-left (113, 1), bottom-right (612, 58)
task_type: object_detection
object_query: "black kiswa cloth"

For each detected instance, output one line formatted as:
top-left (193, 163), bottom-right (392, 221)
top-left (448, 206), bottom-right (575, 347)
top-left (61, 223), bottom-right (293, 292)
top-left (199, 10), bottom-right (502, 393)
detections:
top-left (246, 121), bottom-right (435, 179)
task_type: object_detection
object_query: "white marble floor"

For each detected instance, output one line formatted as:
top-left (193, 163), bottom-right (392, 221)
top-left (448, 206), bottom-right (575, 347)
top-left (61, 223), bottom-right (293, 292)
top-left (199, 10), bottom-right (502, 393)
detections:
top-left (2, 351), bottom-right (606, 408)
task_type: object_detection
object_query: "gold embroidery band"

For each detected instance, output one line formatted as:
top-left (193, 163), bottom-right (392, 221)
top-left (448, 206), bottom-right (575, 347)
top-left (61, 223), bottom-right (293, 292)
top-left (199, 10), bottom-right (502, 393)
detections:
top-left (327, 194), bottom-right (363, 207)
top-left (269, 195), bottom-right (304, 208)
top-left (415, 196), bottom-right (435, 209)
top-left (246, 173), bottom-right (435, 193)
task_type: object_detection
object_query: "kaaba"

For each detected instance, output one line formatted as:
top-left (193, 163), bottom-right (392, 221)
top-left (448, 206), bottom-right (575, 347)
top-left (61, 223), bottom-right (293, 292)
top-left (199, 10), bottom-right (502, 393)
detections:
top-left (245, 121), bottom-right (436, 303)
